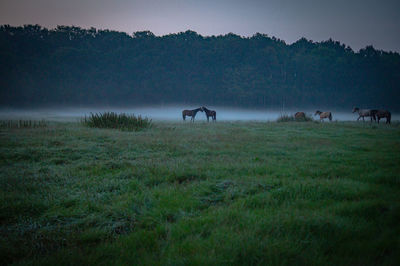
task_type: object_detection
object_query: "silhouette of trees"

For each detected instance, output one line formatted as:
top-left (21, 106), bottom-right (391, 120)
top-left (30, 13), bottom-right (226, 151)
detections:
top-left (0, 25), bottom-right (399, 110)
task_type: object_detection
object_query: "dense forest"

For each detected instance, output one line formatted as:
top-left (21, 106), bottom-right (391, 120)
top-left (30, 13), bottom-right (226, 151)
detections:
top-left (1, 24), bottom-right (400, 110)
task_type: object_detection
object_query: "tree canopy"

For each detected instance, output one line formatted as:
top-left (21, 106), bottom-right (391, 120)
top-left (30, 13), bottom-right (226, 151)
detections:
top-left (1, 25), bottom-right (399, 110)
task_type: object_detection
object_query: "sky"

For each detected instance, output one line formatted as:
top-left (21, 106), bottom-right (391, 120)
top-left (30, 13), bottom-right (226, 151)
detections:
top-left (0, 0), bottom-right (399, 52)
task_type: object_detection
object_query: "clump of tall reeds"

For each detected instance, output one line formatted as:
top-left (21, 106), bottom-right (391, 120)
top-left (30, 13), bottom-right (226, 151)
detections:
top-left (0, 120), bottom-right (47, 129)
top-left (276, 113), bottom-right (313, 122)
top-left (82, 112), bottom-right (152, 131)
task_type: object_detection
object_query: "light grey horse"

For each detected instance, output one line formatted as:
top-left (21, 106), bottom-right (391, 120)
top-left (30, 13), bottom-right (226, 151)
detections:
top-left (352, 107), bottom-right (377, 122)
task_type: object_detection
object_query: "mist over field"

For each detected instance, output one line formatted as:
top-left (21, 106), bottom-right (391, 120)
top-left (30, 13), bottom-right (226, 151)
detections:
top-left (0, 106), bottom-right (399, 122)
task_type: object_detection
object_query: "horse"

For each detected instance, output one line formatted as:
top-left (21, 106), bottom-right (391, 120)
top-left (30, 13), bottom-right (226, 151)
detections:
top-left (294, 112), bottom-right (306, 120)
top-left (375, 110), bottom-right (391, 124)
top-left (314, 110), bottom-right (332, 121)
top-left (201, 106), bottom-right (216, 122)
top-left (182, 107), bottom-right (203, 122)
top-left (352, 107), bottom-right (378, 122)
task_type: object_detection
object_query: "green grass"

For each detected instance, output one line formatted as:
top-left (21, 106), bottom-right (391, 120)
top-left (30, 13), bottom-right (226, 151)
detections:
top-left (1, 121), bottom-right (400, 265)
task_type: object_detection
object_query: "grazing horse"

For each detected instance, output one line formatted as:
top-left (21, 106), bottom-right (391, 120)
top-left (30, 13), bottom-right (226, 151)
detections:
top-left (294, 112), bottom-right (306, 120)
top-left (352, 107), bottom-right (378, 122)
top-left (201, 106), bottom-right (216, 122)
top-left (182, 107), bottom-right (203, 122)
top-left (314, 110), bottom-right (332, 121)
top-left (375, 110), bottom-right (391, 124)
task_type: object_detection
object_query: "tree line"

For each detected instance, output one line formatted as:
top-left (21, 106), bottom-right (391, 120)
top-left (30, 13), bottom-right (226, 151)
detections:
top-left (1, 24), bottom-right (399, 110)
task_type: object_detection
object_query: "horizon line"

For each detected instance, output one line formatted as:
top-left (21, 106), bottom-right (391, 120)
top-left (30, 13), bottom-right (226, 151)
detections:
top-left (3, 23), bottom-right (397, 53)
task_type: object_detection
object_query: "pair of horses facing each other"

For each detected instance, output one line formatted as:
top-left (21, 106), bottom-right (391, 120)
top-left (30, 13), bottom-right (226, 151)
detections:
top-left (182, 107), bottom-right (216, 122)
top-left (352, 107), bottom-right (391, 124)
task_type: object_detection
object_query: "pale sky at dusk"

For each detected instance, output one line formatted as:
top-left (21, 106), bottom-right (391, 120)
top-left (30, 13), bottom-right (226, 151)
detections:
top-left (0, 0), bottom-right (399, 52)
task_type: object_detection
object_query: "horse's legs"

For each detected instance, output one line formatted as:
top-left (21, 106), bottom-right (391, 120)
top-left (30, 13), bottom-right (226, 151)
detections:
top-left (377, 117), bottom-right (380, 123)
top-left (207, 115), bottom-right (209, 122)
top-left (357, 116), bottom-right (361, 121)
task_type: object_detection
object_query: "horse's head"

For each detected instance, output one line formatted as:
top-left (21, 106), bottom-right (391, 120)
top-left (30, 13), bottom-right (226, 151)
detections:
top-left (314, 110), bottom-right (321, 116)
top-left (352, 107), bottom-right (359, 113)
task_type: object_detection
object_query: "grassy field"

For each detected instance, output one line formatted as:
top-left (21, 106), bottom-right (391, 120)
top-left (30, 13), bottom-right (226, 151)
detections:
top-left (1, 121), bottom-right (400, 265)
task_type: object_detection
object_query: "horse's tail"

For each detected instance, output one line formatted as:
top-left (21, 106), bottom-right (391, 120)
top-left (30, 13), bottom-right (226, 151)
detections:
top-left (214, 112), bottom-right (217, 121)
top-left (388, 112), bottom-right (391, 124)
top-left (329, 113), bottom-right (332, 121)
top-left (182, 112), bottom-right (185, 120)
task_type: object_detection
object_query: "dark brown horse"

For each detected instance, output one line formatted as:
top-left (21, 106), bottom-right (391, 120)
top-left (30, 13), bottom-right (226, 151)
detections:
top-left (201, 106), bottom-right (216, 122)
top-left (375, 110), bottom-right (391, 124)
top-left (294, 112), bottom-right (306, 120)
top-left (315, 110), bottom-right (332, 121)
top-left (182, 107), bottom-right (203, 122)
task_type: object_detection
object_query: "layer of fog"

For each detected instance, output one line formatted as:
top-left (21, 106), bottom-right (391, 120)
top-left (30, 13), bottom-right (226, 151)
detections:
top-left (0, 106), bottom-right (398, 122)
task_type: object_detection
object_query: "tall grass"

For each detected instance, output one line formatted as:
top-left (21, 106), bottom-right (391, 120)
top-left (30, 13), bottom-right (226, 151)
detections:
top-left (0, 120), bottom-right (47, 128)
top-left (82, 112), bottom-right (152, 131)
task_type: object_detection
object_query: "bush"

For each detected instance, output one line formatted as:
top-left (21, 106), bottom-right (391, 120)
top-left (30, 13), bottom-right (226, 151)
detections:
top-left (82, 112), bottom-right (152, 131)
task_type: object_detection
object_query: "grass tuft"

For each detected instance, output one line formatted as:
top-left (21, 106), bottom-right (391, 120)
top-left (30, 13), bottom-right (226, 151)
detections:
top-left (81, 112), bottom-right (152, 131)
